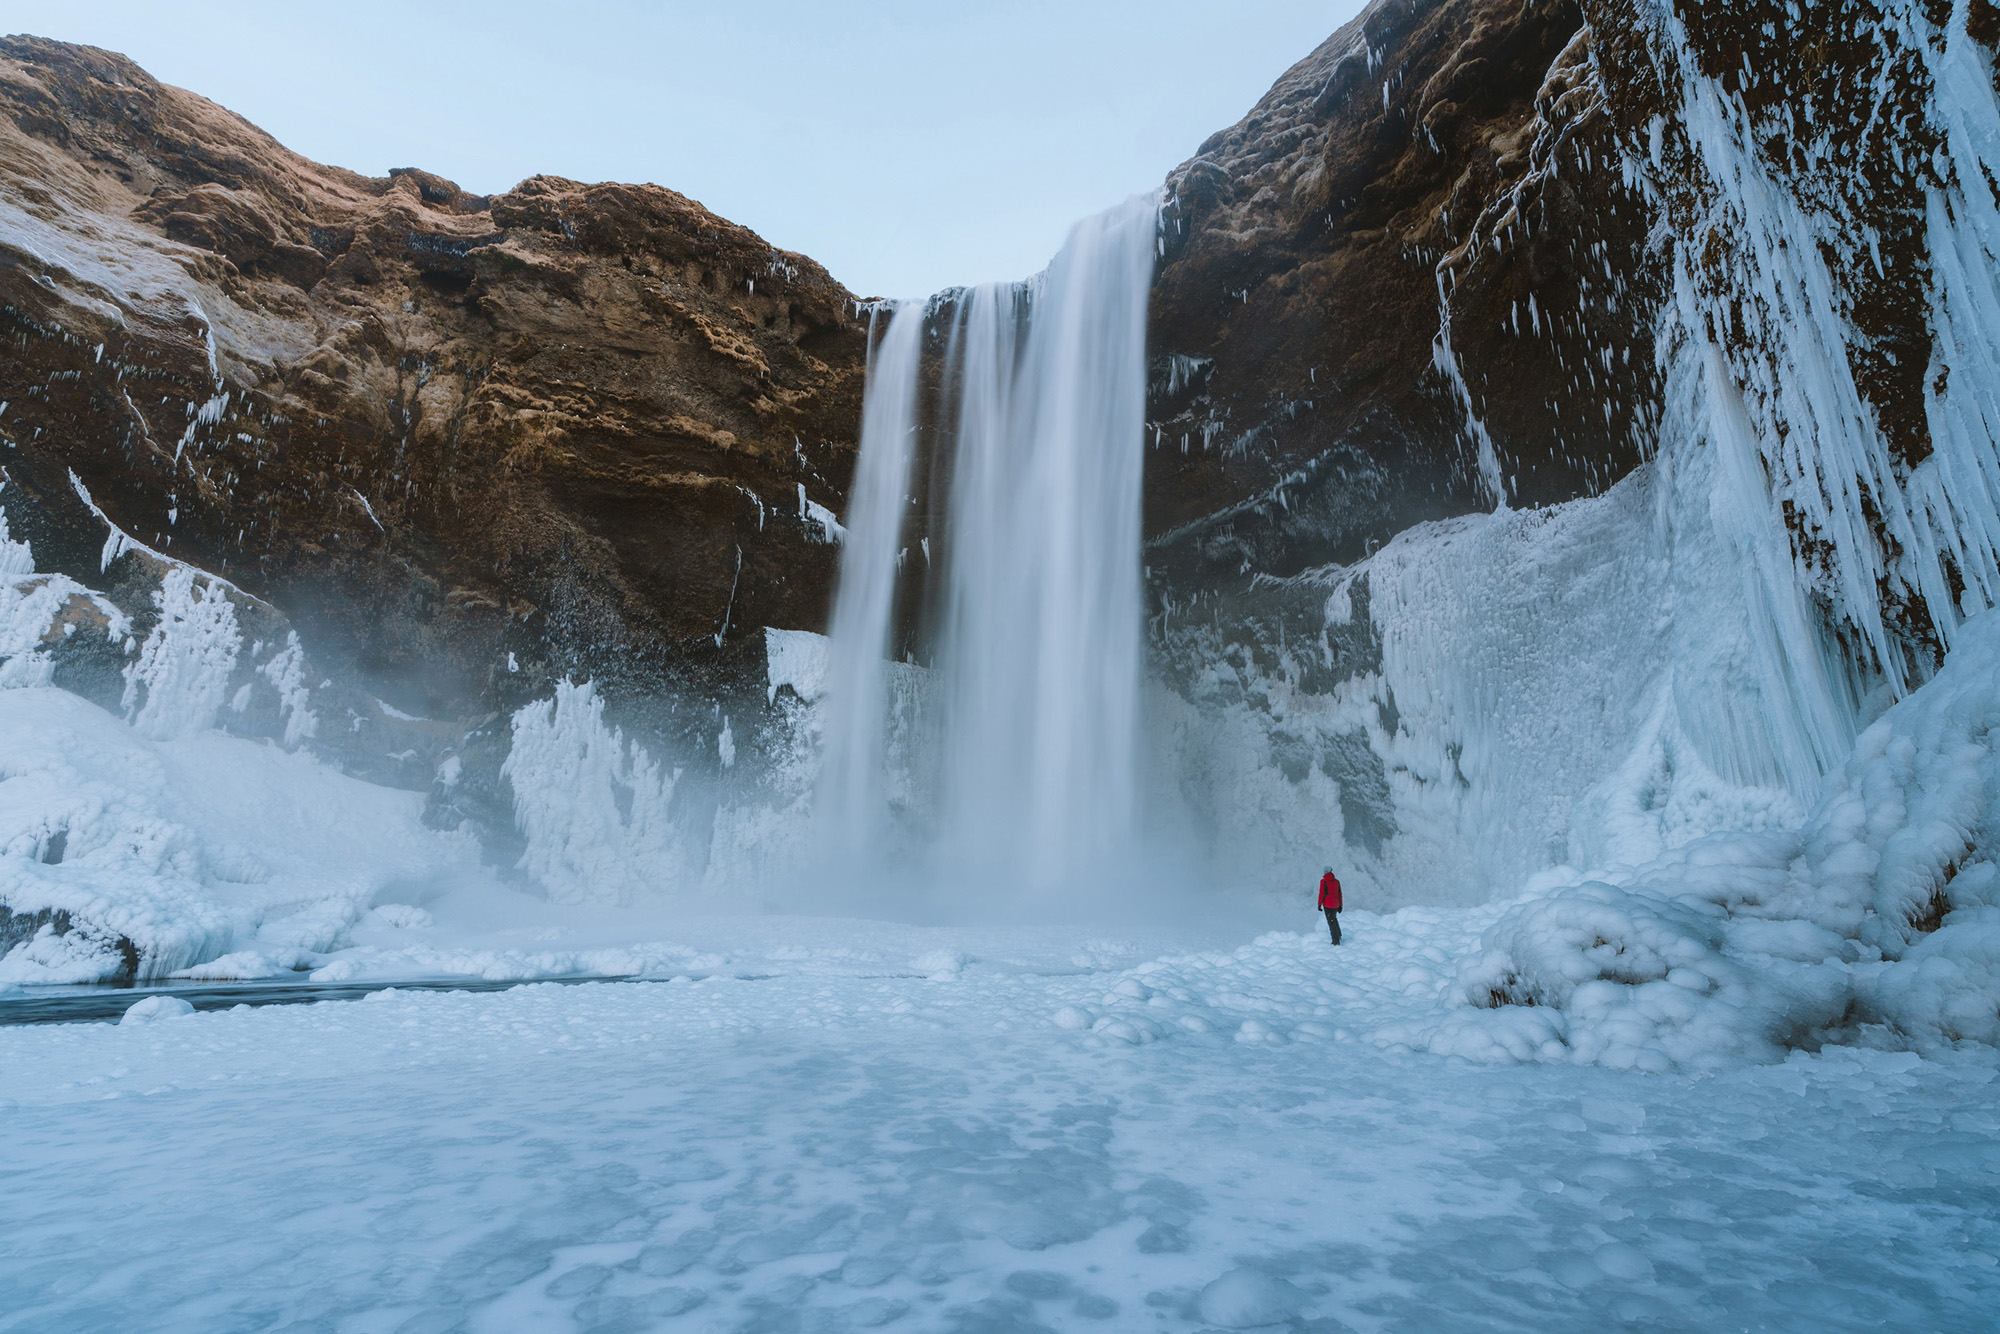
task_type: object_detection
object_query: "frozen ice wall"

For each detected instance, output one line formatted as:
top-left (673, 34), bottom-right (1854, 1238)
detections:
top-left (1648, 0), bottom-right (2000, 683)
top-left (1158, 447), bottom-right (1824, 908)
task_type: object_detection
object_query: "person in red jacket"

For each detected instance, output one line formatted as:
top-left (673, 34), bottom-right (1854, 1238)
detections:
top-left (1317, 866), bottom-right (1343, 945)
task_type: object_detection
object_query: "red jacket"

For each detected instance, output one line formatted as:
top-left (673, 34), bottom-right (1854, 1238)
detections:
top-left (1318, 873), bottom-right (1342, 911)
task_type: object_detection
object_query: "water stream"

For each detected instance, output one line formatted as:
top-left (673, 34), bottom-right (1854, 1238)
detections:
top-left (819, 195), bottom-right (1158, 890)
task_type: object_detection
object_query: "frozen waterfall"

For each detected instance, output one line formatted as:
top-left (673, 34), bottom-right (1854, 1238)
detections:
top-left (819, 195), bottom-right (1158, 889)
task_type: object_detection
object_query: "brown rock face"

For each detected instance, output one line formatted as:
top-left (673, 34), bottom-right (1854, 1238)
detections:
top-left (1145, 0), bottom-right (1998, 693)
top-left (0, 35), bottom-right (867, 760)
top-left (1146, 0), bottom-right (1661, 602)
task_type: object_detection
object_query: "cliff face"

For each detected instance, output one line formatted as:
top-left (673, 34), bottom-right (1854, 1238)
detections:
top-left (1147, 0), bottom-right (1999, 670)
top-left (1148, 0), bottom-right (1655, 589)
top-left (0, 36), bottom-right (866, 810)
top-left (1145, 0), bottom-right (2000, 894)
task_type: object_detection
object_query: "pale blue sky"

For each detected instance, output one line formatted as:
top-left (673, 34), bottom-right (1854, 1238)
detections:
top-left (10, 1), bottom-right (1363, 296)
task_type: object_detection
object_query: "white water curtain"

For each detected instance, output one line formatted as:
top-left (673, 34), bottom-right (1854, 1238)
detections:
top-left (824, 196), bottom-right (1158, 889)
top-left (817, 302), bottom-right (924, 853)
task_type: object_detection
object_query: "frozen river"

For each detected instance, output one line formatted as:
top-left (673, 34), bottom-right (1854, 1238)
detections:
top-left (4, 911), bottom-right (1995, 1333)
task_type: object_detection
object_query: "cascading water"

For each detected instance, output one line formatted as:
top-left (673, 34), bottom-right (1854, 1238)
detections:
top-left (938, 198), bottom-right (1158, 883)
top-left (820, 195), bottom-right (1158, 890)
top-left (817, 303), bottom-right (924, 854)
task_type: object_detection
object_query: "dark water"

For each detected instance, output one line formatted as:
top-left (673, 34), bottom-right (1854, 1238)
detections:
top-left (0, 974), bottom-right (714, 1026)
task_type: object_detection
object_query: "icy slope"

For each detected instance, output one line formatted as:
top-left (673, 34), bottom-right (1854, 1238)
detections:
top-left (0, 686), bottom-right (479, 983)
top-left (1160, 454), bottom-right (1821, 907)
top-left (1402, 610), bottom-right (2000, 1070)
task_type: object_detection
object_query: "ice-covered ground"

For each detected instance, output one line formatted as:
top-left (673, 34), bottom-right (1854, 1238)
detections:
top-left (5, 910), bottom-right (1997, 1333)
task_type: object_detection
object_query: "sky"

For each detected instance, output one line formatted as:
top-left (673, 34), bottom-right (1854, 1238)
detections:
top-left (9, 0), bottom-right (1367, 297)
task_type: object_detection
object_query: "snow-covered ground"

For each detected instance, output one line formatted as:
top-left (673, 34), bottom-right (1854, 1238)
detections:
top-left (5, 911), bottom-right (1997, 1332)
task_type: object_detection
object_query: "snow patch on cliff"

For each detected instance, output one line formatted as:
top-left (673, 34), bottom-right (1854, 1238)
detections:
top-left (121, 565), bottom-right (241, 741)
top-left (503, 680), bottom-right (688, 906)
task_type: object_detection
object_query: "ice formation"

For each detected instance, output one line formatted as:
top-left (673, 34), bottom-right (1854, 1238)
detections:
top-left (120, 565), bottom-right (242, 742)
top-left (503, 680), bottom-right (686, 906)
top-left (0, 527), bottom-right (478, 983)
top-left (1403, 609), bottom-right (2000, 1070)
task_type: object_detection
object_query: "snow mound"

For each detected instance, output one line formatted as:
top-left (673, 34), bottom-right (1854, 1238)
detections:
top-left (1448, 873), bottom-right (1849, 1070)
top-left (0, 687), bottom-right (477, 983)
top-left (119, 995), bottom-right (193, 1024)
top-left (911, 947), bottom-right (967, 978)
top-left (1197, 1269), bottom-right (1307, 1327)
top-left (1418, 613), bottom-right (2000, 1068)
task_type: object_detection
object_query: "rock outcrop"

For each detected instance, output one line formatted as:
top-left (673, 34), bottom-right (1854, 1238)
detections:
top-left (1148, 0), bottom-right (1655, 589)
top-left (0, 35), bottom-right (867, 827)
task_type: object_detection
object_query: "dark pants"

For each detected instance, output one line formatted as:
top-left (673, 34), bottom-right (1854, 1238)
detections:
top-left (1323, 908), bottom-right (1341, 944)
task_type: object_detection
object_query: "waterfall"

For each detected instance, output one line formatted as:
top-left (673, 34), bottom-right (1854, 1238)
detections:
top-left (821, 194), bottom-right (1158, 890)
top-left (817, 302), bottom-right (924, 853)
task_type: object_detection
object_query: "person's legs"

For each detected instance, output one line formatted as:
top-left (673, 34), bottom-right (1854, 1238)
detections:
top-left (1324, 908), bottom-right (1341, 944)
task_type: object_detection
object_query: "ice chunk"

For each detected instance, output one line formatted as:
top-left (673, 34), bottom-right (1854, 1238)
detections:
top-left (119, 994), bottom-right (193, 1024)
top-left (171, 952), bottom-right (287, 981)
top-left (1196, 1270), bottom-right (1306, 1328)
top-left (912, 948), bottom-right (966, 978)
